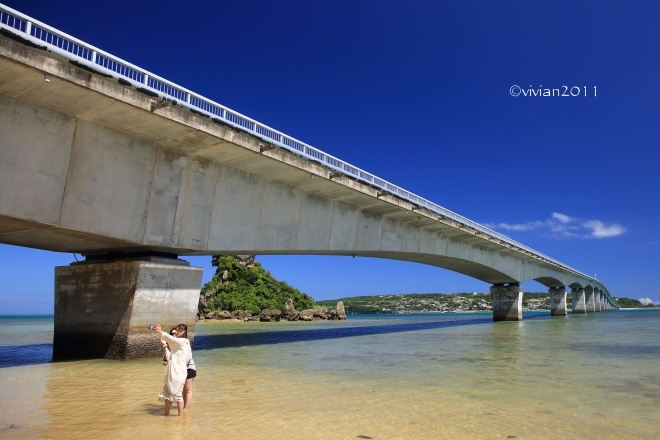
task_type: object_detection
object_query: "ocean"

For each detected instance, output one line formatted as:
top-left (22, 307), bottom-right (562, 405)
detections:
top-left (1, 310), bottom-right (659, 439)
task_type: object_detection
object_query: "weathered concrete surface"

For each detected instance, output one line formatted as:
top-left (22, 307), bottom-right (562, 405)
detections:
top-left (490, 284), bottom-right (523, 321)
top-left (594, 290), bottom-right (602, 312)
top-left (53, 258), bottom-right (202, 360)
top-left (571, 288), bottom-right (586, 314)
top-left (585, 287), bottom-right (595, 313)
top-left (0, 35), bottom-right (616, 306)
top-left (549, 287), bottom-right (568, 316)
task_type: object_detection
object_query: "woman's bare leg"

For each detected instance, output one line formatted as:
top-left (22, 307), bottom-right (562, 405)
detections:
top-left (164, 399), bottom-right (172, 416)
top-left (176, 400), bottom-right (184, 416)
top-left (183, 378), bottom-right (194, 409)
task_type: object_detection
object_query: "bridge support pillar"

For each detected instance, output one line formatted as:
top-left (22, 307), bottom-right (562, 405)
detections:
top-left (594, 290), bottom-right (602, 312)
top-left (571, 288), bottom-right (586, 314)
top-left (585, 287), bottom-right (595, 312)
top-left (490, 284), bottom-right (523, 321)
top-left (53, 257), bottom-right (202, 361)
top-left (549, 287), bottom-right (568, 316)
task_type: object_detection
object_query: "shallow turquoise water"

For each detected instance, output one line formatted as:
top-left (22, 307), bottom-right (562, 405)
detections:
top-left (1, 310), bottom-right (659, 439)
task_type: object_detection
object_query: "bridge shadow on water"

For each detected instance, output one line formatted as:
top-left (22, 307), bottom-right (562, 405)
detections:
top-left (0, 315), bottom-right (552, 368)
top-left (193, 317), bottom-right (497, 351)
top-left (0, 343), bottom-right (53, 368)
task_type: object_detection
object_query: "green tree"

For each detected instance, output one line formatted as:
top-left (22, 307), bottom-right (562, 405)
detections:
top-left (200, 256), bottom-right (315, 314)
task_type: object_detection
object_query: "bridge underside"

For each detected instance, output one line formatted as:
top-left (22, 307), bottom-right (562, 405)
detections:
top-left (0, 36), bottom-right (617, 359)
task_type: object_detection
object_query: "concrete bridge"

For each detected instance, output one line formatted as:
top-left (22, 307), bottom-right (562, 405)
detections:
top-left (0, 4), bottom-right (617, 360)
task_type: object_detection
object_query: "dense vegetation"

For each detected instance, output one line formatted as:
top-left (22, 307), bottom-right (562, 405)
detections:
top-left (615, 297), bottom-right (644, 308)
top-left (200, 256), bottom-right (315, 314)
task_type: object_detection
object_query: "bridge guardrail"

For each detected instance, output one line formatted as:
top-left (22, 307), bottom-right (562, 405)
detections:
top-left (0, 4), bottom-right (616, 302)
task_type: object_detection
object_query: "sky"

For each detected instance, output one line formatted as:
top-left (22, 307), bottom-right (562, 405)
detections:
top-left (1, 0), bottom-right (659, 313)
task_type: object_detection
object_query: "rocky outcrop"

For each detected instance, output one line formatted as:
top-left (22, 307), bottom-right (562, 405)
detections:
top-left (284, 298), bottom-right (300, 321)
top-left (215, 310), bottom-right (232, 320)
top-left (299, 309), bottom-right (314, 321)
top-left (234, 255), bottom-right (255, 267)
top-left (259, 309), bottom-right (282, 322)
top-left (313, 308), bottom-right (328, 319)
top-left (336, 301), bottom-right (346, 319)
top-left (197, 299), bottom-right (347, 323)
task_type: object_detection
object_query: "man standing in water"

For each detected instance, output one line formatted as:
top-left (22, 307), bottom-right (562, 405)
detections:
top-left (152, 324), bottom-right (190, 416)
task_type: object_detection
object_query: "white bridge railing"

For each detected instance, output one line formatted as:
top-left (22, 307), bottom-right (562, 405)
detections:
top-left (0, 4), bottom-right (613, 299)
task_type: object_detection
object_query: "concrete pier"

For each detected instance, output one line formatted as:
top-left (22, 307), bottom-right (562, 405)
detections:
top-left (594, 289), bottom-right (602, 312)
top-left (585, 287), bottom-right (595, 313)
top-left (53, 257), bottom-right (202, 360)
top-left (549, 287), bottom-right (568, 316)
top-left (490, 284), bottom-right (523, 321)
top-left (571, 288), bottom-right (586, 314)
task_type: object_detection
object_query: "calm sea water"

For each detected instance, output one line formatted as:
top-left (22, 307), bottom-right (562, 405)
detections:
top-left (1, 310), bottom-right (659, 439)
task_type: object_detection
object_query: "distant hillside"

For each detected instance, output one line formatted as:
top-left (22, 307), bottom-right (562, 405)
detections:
top-left (614, 297), bottom-right (644, 308)
top-left (316, 292), bottom-right (554, 314)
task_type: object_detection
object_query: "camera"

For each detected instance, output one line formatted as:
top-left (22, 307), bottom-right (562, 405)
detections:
top-left (148, 324), bottom-right (158, 330)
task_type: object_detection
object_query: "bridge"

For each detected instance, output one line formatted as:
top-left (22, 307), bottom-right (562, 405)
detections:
top-left (0, 4), bottom-right (618, 360)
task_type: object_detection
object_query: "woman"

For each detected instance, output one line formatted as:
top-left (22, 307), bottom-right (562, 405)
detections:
top-left (152, 324), bottom-right (190, 416)
top-left (163, 328), bottom-right (197, 409)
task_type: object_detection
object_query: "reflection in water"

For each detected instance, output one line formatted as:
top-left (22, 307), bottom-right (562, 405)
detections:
top-left (1, 311), bottom-right (660, 438)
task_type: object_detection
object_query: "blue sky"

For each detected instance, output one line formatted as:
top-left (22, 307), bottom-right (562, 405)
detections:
top-left (1, 0), bottom-right (659, 313)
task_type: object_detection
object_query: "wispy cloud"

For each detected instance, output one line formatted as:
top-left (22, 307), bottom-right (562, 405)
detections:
top-left (639, 297), bottom-right (657, 306)
top-left (485, 212), bottom-right (626, 239)
top-left (649, 242), bottom-right (659, 246)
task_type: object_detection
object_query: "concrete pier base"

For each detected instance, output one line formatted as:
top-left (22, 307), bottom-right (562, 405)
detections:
top-left (490, 284), bottom-right (523, 321)
top-left (585, 287), bottom-right (595, 313)
top-left (571, 288), bottom-right (586, 314)
top-left (53, 257), bottom-right (202, 360)
top-left (549, 287), bottom-right (568, 316)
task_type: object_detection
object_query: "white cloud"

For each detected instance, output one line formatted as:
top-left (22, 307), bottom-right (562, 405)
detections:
top-left (551, 212), bottom-right (574, 224)
top-left (487, 212), bottom-right (626, 239)
top-left (648, 242), bottom-right (659, 246)
top-left (583, 220), bottom-right (626, 238)
top-left (639, 297), bottom-right (653, 306)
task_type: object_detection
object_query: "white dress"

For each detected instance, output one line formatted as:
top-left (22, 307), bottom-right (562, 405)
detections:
top-left (158, 332), bottom-right (191, 402)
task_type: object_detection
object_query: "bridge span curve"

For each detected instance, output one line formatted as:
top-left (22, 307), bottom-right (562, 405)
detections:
top-left (0, 4), bottom-right (617, 360)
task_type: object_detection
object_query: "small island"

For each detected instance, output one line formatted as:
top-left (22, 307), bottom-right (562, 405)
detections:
top-left (198, 255), bottom-right (346, 322)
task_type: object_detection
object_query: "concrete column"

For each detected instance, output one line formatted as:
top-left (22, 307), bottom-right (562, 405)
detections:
top-left (549, 287), bottom-right (568, 316)
top-left (585, 286), bottom-right (595, 312)
top-left (594, 289), bottom-right (602, 312)
top-left (53, 257), bottom-right (202, 360)
top-left (490, 284), bottom-right (523, 321)
top-left (571, 288), bottom-right (586, 314)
